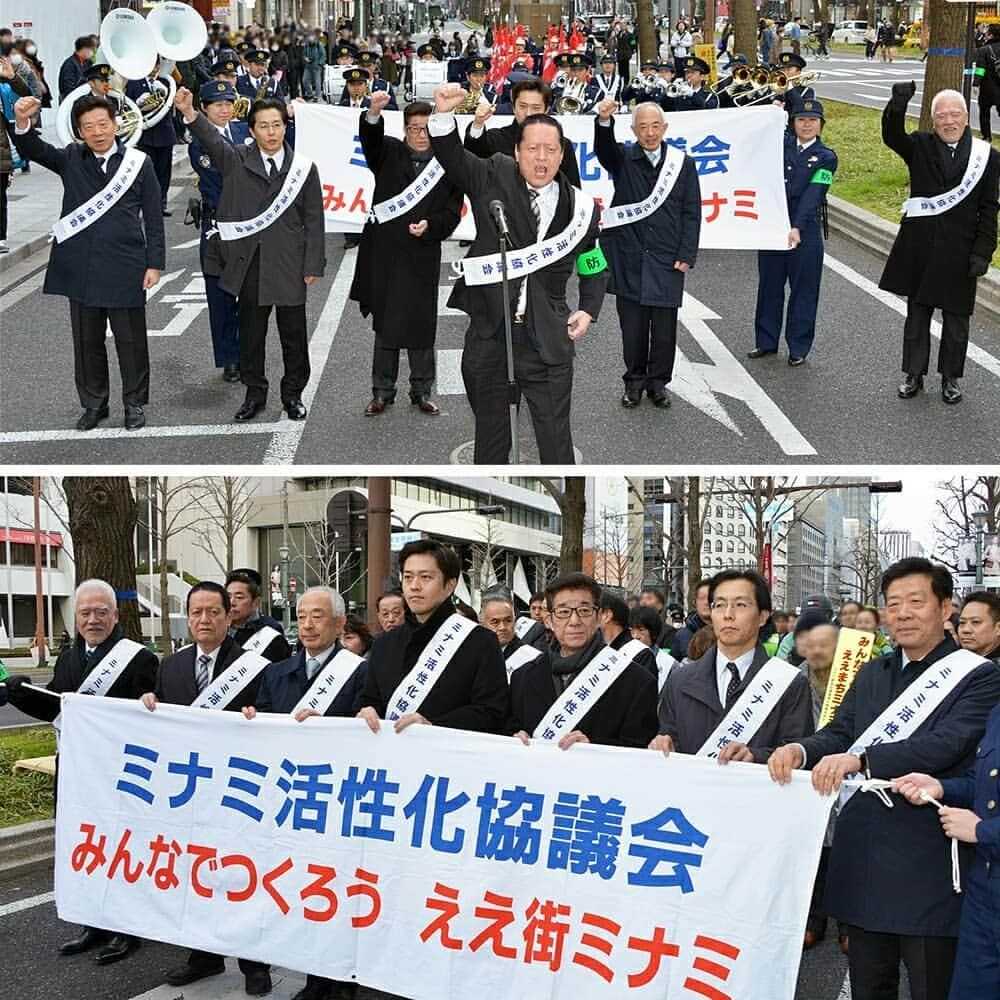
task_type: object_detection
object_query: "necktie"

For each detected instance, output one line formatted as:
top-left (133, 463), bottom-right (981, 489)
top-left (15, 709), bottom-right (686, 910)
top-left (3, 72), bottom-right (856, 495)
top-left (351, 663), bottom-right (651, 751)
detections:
top-left (224, 126), bottom-right (232, 143)
top-left (306, 656), bottom-right (321, 680)
top-left (515, 190), bottom-right (542, 320)
top-left (195, 653), bottom-right (212, 693)
top-left (797, 144), bottom-right (804, 154)
top-left (95, 156), bottom-right (105, 173)
top-left (267, 156), bottom-right (277, 180)
top-left (83, 648), bottom-right (96, 668)
top-left (724, 662), bottom-right (741, 708)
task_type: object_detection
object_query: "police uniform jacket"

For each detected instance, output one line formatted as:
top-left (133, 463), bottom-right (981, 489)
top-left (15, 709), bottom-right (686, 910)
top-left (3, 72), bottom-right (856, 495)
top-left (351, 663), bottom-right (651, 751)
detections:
top-left (154, 635), bottom-right (262, 711)
top-left (230, 612), bottom-right (293, 662)
top-left (189, 120), bottom-right (252, 207)
top-left (976, 39), bottom-right (1000, 100)
top-left (124, 77), bottom-right (178, 148)
top-left (667, 86), bottom-right (719, 111)
top-left (594, 122), bottom-right (701, 308)
top-left (432, 121), bottom-right (606, 367)
top-left (9, 131), bottom-right (166, 308)
top-left (879, 102), bottom-right (999, 317)
top-left (591, 73), bottom-right (624, 104)
top-left (338, 82), bottom-right (399, 111)
top-left (783, 132), bottom-right (837, 232)
top-left (507, 632), bottom-right (658, 747)
top-left (237, 72), bottom-right (286, 102)
top-left (361, 600), bottom-right (508, 733)
top-left (463, 118), bottom-right (581, 186)
top-left (658, 644), bottom-right (814, 760)
top-left (350, 112), bottom-right (462, 350)
top-left (798, 637), bottom-right (1000, 936)
top-left (7, 625), bottom-right (158, 723)
top-left (187, 112), bottom-right (325, 306)
top-left (256, 642), bottom-right (367, 717)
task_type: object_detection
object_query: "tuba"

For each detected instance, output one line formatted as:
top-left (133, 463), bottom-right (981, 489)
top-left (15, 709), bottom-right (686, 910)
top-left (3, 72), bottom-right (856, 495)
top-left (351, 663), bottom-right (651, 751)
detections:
top-left (55, 81), bottom-right (144, 148)
top-left (556, 77), bottom-right (588, 114)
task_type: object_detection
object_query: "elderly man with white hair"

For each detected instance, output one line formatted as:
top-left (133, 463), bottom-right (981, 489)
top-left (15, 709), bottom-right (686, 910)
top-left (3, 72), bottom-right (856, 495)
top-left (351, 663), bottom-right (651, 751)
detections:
top-left (4, 578), bottom-right (157, 964)
top-left (880, 83), bottom-right (999, 405)
top-left (593, 97), bottom-right (701, 410)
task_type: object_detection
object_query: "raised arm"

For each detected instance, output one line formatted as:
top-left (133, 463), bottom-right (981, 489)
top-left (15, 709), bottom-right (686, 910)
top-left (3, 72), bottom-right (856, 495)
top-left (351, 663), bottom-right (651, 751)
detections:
top-left (882, 81), bottom-right (916, 165)
top-left (428, 82), bottom-right (493, 197)
top-left (9, 96), bottom-right (66, 174)
top-left (175, 87), bottom-right (239, 175)
top-left (593, 102), bottom-right (625, 176)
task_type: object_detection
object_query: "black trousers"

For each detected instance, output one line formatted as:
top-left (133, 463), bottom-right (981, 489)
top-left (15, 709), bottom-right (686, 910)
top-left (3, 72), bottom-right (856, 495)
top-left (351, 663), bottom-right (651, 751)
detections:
top-left (978, 89), bottom-right (997, 141)
top-left (371, 335), bottom-right (434, 399)
top-left (69, 300), bottom-right (150, 409)
top-left (460, 323), bottom-right (575, 465)
top-left (902, 299), bottom-right (970, 378)
top-left (142, 144), bottom-right (172, 210)
top-left (845, 925), bottom-right (956, 1000)
top-left (0, 172), bottom-right (9, 240)
top-left (187, 948), bottom-right (268, 979)
top-left (616, 296), bottom-right (678, 393)
top-left (238, 249), bottom-right (310, 404)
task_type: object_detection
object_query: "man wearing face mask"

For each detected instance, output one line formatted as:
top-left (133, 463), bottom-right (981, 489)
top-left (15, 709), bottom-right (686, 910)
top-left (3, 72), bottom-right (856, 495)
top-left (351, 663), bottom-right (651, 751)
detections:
top-left (300, 31), bottom-right (326, 100)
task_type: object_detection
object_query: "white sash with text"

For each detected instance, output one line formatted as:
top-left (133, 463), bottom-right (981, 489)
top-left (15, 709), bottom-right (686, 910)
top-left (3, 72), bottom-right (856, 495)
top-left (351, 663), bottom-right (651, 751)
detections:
top-left (217, 152), bottom-right (314, 240)
top-left (371, 157), bottom-right (446, 223)
top-left (506, 644), bottom-right (542, 679)
top-left (290, 648), bottom-right (365, 717)
top-left (902, 138), bottom-right (991, 218)
top-left (601, 143), bottom-right (686, 230)
top-left (191, 651), bottom-right (270, 711)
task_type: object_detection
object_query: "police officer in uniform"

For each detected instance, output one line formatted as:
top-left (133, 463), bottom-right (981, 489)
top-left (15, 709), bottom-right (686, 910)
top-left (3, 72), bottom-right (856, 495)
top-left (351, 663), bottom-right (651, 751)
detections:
top-left (81, 63), bottom-right (119, 108)
top-left (416, 42), bottom-right (440, 62)
top-left (668, 55), bottom-right (719, 110)
top-left (622, 59), bottom-right (667, 107)
top-left (333, 43), bottom-right (359, 67)
top-left (749, 99), bottom-right (836, 366)
top-left (716, 53), bottom-right (752, 108)
top-left (210, 54), bottom-right (241, 88)
top-left (592, 51), bottom-right (624, 104)
top-left (772, 51), bottom-right (815, 115)
top-left (125, 61), bottom-right (177, 215)
top-left (357, 49), bottom-right (399, 107)
top-left (237, 48), bottom-right (286, 103)
top-left (339, 66), bottom-right (374, 108)
top-left (462, 54), bottom-right (498, 107)
top-left (189, 80), bottom-right (249, 382)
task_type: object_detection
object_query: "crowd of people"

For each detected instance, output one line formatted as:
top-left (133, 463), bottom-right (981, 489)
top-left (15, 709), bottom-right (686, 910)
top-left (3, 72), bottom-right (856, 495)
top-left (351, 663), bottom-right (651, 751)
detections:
top-left (0, 546), bottom-right (998, 1000)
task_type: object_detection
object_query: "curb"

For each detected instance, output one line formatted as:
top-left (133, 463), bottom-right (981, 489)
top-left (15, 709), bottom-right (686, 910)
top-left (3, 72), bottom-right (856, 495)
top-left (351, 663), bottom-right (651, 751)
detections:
top-left (827, 194), bottom-right (1000, 323)
top-left (0, 818), bottom-right (55, 878)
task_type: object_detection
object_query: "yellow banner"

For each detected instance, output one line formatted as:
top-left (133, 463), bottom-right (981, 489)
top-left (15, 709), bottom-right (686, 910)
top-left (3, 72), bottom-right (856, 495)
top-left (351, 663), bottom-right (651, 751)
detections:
top-left (818, 627), bottom-right (876, 728)
top-left (694, 44), bottom-right (719, 85)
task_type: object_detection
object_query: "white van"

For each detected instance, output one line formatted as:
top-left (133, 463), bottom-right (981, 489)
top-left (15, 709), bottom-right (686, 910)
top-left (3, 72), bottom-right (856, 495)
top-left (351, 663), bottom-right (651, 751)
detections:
top-left (831, 20), bottom-right (869, 44)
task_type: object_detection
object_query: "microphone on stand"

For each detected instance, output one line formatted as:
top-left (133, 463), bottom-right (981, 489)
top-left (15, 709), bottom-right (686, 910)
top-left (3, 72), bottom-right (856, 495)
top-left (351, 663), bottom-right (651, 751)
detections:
top-left (488, 198), bottom-right (510, 240)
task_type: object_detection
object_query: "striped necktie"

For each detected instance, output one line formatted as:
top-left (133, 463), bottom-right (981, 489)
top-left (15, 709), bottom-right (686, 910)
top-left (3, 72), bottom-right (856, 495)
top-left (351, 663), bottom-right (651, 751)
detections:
top-left (195, 653), bottom-right (212, 693)
top-left (725, 662), bottom-right (741, 708)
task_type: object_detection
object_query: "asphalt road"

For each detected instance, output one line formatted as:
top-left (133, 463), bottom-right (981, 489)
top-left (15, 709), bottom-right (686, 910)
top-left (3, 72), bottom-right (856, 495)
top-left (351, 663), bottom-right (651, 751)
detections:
top-left (0, 860), bottom-right (870, 1000)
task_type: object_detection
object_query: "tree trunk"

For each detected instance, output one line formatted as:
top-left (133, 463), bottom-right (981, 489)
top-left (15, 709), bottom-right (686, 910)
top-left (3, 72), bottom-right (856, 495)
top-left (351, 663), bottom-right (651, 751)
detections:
top-left (224, 477), bottom-right (236, 571)
top-left (920, 0), bottom-right (966, 131)
top-left (63, 477), bottom-right (142, 642)
top-left (730, 0), bottom-right (758, 66)
top-left (635, 0), bottom-right (659, 65)
top-left (685, 476), bottom-right (703, 604)
top-left (157, 479), bottom-right (173, 647)
top-left (541, 478), bottom-right (586, 574)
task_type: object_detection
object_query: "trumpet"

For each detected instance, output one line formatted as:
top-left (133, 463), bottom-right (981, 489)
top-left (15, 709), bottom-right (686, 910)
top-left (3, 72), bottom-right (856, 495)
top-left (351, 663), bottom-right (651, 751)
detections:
top-left (629, 72), bottom-right (661, 92)
top-left (768, 70), bottom-right (789, 93)
top-left (665, 79), bottom-right (693, 98)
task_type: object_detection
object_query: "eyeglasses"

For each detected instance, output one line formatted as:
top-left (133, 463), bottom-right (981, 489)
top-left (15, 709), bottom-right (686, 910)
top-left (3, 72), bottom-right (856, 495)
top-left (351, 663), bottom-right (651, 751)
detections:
top-left (710, 599), bottom-right (755, 613)
top-left (405, 124), bottom-right (429, 135)
top-left (551, 604), bottom-right (597, 621)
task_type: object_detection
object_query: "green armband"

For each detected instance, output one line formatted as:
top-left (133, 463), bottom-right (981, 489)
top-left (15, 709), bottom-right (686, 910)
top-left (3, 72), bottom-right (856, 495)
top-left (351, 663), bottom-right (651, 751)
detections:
top-left (577, 246), bottom-right (608, 276)
top-left (810, 168), bottom-right (834, 185)
top-left (974, 66), bottom-right (986, 78)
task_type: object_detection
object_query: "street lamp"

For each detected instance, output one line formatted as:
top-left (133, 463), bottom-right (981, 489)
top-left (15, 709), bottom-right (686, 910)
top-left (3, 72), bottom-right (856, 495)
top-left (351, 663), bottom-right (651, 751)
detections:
top-left (402, 504), bottom-right (506, 532)
top-left (278, 543), bottom-right (290, 631)
top-left (973, 508), bottom-right (989, 587)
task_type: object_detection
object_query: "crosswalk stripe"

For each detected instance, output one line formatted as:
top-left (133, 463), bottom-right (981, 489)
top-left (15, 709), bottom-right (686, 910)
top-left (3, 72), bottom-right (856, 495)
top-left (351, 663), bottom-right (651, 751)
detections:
top-left (436, 348), bottom-right (465, 395)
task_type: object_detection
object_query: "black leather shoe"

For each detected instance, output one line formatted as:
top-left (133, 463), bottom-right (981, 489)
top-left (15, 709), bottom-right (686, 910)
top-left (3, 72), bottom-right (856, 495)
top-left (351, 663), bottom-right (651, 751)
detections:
top-left (245, 968), bottom-right (274, 996)
top-left (649, 390), bottom-right (672, 408)
top-left (747, 347), bottom-right (777, 359)
top-left (223, 364), bottom-right (241, 383)
top-left (162, 209), bottom-right (172, 217)
top-left (620, 390), bottom-right (641, 408)
top-left (59, 927), bottom-right (108, 955)
top-left (94, 934), bottom-right (140, 965)
top-left (75, 407), bottom-right (109, 431)
top-left (235, 398), bottom-right (263, 421)
top-left (164, 960), bottom-right (226, 986)
top-left (411, 394), bottom-right (440, 415)
top-left (941, 377), bottom-right (962, 404)
top-left (787, 355), bottom-right (805, 367)
top-left (292, 978), bottom-right (334, 1000)
top-left (897, 374), bottom-right (923, 399)
top-left (284, 398), bottom-right (307, 420)
top-left (364, 396), bottom-right (393, 416)
top-left (124, 405), bottom-right (145, 430)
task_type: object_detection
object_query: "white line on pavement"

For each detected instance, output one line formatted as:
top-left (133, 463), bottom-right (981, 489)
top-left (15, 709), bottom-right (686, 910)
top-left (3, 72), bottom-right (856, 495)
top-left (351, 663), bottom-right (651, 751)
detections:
top-left (0, 421), bottom-right (283, 445)
top-left (436, 348), bottom-right (464, 395)
top-left (837, 970), bottom-right (853, 999)
top-left (0, 891), bottom-right (55, 918)
top-left (823, 254), bottom-right (1000, 380)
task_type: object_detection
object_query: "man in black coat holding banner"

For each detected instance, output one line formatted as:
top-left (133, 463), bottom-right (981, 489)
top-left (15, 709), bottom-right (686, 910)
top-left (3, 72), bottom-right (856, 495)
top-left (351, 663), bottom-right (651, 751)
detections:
top-left (769, 557), bottom-right (1000, 1000)
top-left (594, 98), bottom-right (701, 410)
top-left (350, 92), bottom-right (463, 418)
top-left (429, 81), bottom-right (607, 465)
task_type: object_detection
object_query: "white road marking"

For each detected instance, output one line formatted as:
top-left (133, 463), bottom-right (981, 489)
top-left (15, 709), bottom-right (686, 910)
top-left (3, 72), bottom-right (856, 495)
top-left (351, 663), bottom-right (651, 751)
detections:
top-left (0, 421), bottom-right (283, 445)
top-left (0, 891), bottom-right (55, 918)
top-left (170, 237), bottom-right (202, 250)
top-left (436, 348), bottom-right (464, 395)
top-left (438, 285), bottom-right (463, 315)
top-left (837, 970), bottom-right (852, 999)
top-left (823, 254), bottom-right (1000, 380)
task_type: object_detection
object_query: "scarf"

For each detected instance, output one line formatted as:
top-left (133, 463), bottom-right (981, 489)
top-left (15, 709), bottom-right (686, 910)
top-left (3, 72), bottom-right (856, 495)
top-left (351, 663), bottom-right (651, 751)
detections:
top-left (549, 630), bottom-right (606, 694)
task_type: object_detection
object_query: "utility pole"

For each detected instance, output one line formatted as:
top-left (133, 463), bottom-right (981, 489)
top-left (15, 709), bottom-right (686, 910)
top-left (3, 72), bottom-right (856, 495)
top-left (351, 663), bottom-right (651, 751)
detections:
top-left (32, 477), bottom-right (47, 667)
top-left (366, 478), bottom-right (392, 633)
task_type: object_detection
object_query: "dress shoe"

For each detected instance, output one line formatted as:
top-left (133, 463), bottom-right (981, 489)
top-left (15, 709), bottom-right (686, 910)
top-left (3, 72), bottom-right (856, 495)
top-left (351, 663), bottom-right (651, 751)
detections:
top-left (802, 930), bottom-right (825, 950)
top-left (746, 347), bottom-right (777, 359)
top-left (649, 390), bottom-right (672, 409)
top-left (941, 377), bottom-right (962, 404)
top-left (75, 406), bottom-right (109, 431)
top-left (364, 395), bottom-right (393, 416)
top-left (292, 978), bottom-right (335, 1000)
top-left (124, 405), bottom-right (145, 430)
top-left (620, 390), bottom-right (641, 408)
top-left (411, 394), bottom-right (440, 415)
top-left (245, 968), bottom-right (274, 996)
top-left (788, 355), bottom-right (805, 367)
top-left (162, 208), bottom-right (172, 217)
top-left (284, 398), bottom-right (307, 420)
top-left (164, 960), bottom-right (226, 986)
top-left (235, 398), bottom-right (263, 421)
top-left (94, 934), bottom-right (140, 965)
top-left (223, 364), bottom-right (241, 383)
top-left (897, 374), bottom-right (923, 398)
top-left (59, 926), bottom-right (108, 955)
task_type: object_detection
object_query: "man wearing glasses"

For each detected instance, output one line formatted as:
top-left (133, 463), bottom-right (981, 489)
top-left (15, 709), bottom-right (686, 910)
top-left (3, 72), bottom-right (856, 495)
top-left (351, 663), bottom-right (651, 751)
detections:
top-left (508, 572), bottom-right (658, 748)
top-left (651, 569), bottom-right (813, 762)
top-left (375, 589), bottom-right (406, 632)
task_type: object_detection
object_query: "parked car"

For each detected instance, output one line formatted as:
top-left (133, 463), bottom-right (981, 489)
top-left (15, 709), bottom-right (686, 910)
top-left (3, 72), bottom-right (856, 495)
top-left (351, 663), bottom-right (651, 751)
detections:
top-left (831, 20), bottom-right (869, 44)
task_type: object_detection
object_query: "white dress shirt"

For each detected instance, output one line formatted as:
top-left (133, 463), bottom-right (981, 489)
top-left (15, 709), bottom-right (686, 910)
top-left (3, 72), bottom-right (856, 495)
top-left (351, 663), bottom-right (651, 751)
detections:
top-left (259, 145), bottom-right (286, 173)
top-left (714, 647), bottom-right (756, 707)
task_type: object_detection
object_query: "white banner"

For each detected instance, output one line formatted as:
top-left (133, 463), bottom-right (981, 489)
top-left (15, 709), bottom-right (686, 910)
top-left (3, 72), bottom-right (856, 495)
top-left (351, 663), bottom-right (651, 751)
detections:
top-left (55, 695), bottom-right (830, 999)
top-left (294, 104), bottom-right (792, 248)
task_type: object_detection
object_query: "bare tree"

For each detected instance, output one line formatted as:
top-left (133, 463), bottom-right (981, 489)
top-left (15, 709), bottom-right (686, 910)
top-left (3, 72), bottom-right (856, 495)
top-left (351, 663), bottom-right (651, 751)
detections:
top-left (292, 518), bottom-right (368, 603)
top-left (932, 476), bottom-right (1000, 566)
top-left (847, 527), bottom-right (885, 605)
top-left (540, 477), bottom-right (586, 573)
top-left (470, 516), bottom-right (504, 606)
top-left (191, 477), bottom-right (257, 576)
top-left (589, 507), bottom-right (637, 590)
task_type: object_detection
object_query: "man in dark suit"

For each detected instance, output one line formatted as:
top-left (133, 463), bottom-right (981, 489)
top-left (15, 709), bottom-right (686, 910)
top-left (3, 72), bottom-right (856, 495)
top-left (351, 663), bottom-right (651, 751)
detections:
top-left (652, 568), bottom-right (814, 761)
top-left (595, 98), bottom-right (701, 409)
top-left (58, 36), bottom-right (93, 102)
top-left (598, 590), bottom-right (657, 678)
top-left (239, 585), bottom-right (364, 1000)
top-left (11, 94), bottom-right (164, 432)
top-left (430, 81), bottom-right (608, 464)
top-left (479, 592), bottom-right (522, 658)
top-left (358, 539), bottom-right (507, 734)
top-left (125, 62), bottom-right (177, 216)
top-left (4, 579), bottom-right (157, 965)
top-left (769, 557), bottom-right (1000, 1000)
top-left (175, 86), bottom-right (325, 423)
top-left (226, 567), bottom-right (292, 661)
top-left (140, 581), bottom-right (271, 996)
top-left (508, 572), bottom-right (658, 748)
